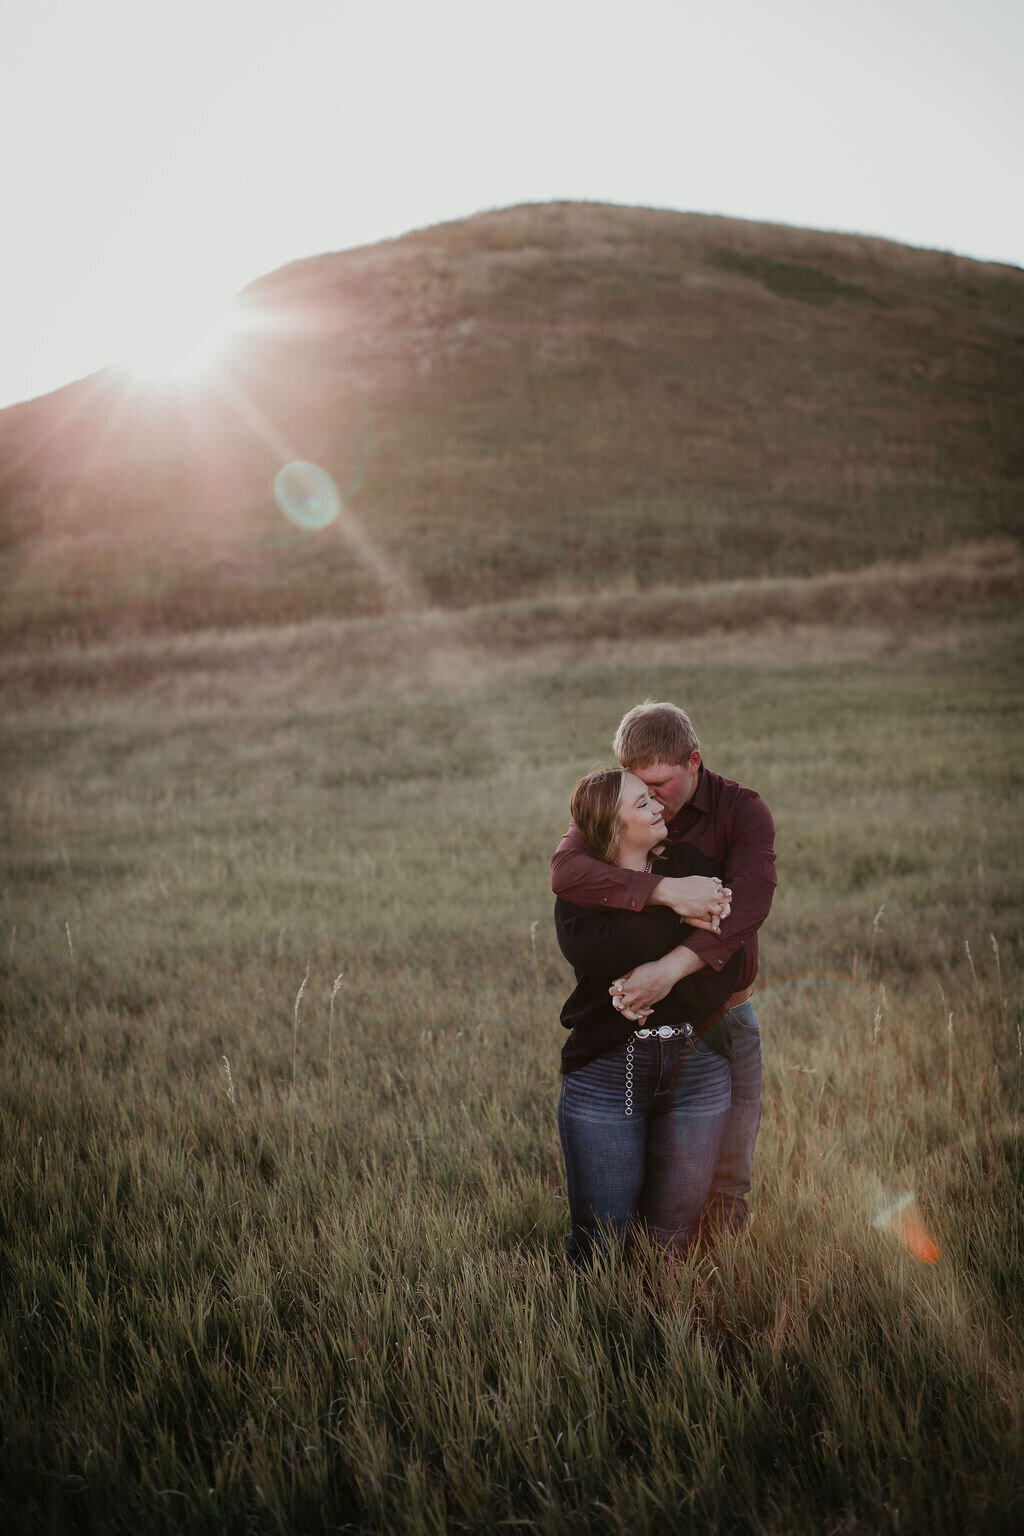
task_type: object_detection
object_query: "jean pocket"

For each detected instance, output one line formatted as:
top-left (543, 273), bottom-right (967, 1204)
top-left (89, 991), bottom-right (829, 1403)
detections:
top-left (561, 1048), bottom-right (629, 1117)
top-left (731, 1002), bottom-right (760, 1032)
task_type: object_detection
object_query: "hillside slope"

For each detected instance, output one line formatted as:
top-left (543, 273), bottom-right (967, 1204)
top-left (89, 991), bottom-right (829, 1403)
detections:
top-left (1, 202), bottom-right (1021, 647)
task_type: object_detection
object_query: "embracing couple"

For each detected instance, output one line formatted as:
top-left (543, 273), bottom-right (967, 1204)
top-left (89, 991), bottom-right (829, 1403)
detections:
top-left (551, 700), bottom-right (776, 1265)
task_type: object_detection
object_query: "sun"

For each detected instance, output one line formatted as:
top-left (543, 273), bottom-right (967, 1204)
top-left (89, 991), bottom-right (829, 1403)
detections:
top-left (113, 290), bottom-right (244, 387)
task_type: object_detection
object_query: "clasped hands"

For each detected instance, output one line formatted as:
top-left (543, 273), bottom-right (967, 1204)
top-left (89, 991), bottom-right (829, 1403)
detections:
top-left (656, 873), bottom-right (731, 933)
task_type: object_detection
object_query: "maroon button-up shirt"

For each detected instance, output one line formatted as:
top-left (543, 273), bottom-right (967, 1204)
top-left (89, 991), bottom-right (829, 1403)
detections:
top-left (549, 766), bottom-right (777, 989)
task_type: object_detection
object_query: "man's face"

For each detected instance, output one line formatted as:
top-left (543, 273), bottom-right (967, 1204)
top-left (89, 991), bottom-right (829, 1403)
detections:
top-left (633, 752), bottom-right (701, 819)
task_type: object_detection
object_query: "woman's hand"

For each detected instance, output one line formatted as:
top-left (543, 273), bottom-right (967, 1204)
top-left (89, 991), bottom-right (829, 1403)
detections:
top-left (610, 946), bottom-right (705, 1019)
top-left (611, 990), bottom-right (653, 1023)
top-left (649, 874), bottom-right (731, 932)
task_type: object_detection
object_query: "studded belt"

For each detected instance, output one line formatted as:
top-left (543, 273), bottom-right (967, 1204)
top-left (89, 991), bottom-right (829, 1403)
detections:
top-left (624, 1022), bottom-right (694, 1116)
top-left (632, 1023), bottom-right (693, 1042)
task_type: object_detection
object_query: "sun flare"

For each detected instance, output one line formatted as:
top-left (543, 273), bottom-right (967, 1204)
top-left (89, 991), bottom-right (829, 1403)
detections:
top-left (114, 291), bottom-right (244, 386)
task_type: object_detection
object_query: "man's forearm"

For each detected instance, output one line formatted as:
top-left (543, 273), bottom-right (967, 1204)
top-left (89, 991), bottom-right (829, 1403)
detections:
top-left (551, 828), bottom-right (661, 911)
top-left (660, 943), bottom-right (707, 983)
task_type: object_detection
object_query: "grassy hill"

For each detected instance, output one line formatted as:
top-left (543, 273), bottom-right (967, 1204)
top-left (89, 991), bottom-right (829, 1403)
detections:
top-left (1, 201), bottom-right (1022, 649)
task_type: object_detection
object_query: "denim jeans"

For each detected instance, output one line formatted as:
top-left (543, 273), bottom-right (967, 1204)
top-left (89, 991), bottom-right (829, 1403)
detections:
top-left (704, 999), bottom-right (762, 1236)
top-left (557, 1000), bottom-right (762, 1264)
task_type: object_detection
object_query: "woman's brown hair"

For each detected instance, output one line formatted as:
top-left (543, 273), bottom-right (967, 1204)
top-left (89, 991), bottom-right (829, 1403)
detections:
top-left (570, 768), bottom-right (626, 865)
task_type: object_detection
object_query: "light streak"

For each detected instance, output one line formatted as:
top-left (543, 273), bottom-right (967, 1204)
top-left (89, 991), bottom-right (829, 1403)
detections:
top-left (872, 1192), bottom-right (940, 1264)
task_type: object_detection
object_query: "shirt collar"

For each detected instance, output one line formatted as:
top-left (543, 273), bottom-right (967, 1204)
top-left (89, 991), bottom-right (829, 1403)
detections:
top-left (687, 765), bottom-right (711, 815)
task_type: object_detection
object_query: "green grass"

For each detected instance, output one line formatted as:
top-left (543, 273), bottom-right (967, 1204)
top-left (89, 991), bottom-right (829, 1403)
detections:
top-left (2, 597), bottom-right (1022, 1533)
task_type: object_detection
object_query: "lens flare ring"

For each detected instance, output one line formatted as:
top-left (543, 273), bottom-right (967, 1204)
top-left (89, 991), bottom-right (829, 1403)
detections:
top-left (273, 461), bottom-right (342, 531)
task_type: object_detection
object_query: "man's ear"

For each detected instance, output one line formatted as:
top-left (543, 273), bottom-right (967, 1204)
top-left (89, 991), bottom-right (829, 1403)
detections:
top-left (688, 750), bottom-right (702, 771)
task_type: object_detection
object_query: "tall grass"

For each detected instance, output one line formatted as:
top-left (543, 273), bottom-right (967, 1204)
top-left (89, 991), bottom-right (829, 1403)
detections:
top-left (1, 605), bottom-right (1022, 1532)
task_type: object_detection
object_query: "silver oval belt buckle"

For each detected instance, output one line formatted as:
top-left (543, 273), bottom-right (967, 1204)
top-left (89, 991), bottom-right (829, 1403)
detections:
top-left (657, 1024), bottom-right (674, 1040)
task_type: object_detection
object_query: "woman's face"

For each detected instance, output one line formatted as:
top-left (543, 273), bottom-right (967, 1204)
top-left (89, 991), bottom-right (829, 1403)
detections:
top-left (616, 772), bottom-right (667, 856)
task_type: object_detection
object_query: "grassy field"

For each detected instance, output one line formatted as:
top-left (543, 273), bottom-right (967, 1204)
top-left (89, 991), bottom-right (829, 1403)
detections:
top-left (2, 573), bottom-right (1022, 1532)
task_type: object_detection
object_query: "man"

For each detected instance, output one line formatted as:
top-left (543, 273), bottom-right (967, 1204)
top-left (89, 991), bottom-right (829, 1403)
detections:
top-left (550, 700), bottom-right (776, 1235)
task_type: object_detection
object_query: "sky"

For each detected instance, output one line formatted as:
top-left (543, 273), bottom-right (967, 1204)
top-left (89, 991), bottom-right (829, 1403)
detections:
top-left (1, 0), bottom-right (1021, 411)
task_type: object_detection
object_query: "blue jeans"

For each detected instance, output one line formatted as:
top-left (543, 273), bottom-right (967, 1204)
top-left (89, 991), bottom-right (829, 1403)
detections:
top-left (704, 1000), bottom-right (762, 1236)
top-left (557, 1000), bottom-right (762, 1263)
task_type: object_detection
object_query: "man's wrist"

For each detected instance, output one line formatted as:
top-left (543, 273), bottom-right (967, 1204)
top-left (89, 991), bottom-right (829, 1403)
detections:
top-left (683, 928), bottom-right (729, 968)
top-left (666, 944), bottom-right (704, 981)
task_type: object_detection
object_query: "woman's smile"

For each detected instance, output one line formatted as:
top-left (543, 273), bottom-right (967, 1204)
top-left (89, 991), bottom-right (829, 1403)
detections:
top-left (617, 772), bottom-right (667, 861)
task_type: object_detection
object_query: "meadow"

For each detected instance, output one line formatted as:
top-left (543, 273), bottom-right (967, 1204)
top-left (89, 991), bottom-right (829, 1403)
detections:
top-left (2, 576), bottom-right (1022, 1534)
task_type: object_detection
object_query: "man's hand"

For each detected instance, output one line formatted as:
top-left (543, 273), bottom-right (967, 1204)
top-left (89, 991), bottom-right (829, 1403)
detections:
top-left (649, 874), bottom-right (731, 932)
top-left (610, 945), bottom-right (706, 1019)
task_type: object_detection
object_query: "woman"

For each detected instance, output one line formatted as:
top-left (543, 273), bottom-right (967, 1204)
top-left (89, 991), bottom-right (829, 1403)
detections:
top-left (555, 767), bottom-right (744, 1264)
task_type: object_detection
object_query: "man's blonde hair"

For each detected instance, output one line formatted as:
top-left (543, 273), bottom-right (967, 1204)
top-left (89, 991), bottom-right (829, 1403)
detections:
top-left (613, 701), bottom-right (700, 769)
top-left (570, 768), bottom-right (626, 865)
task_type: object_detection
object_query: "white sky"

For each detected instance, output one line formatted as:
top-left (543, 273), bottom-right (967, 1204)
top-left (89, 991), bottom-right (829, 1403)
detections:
top-left (1, 0), bottom-right (1021, 409)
